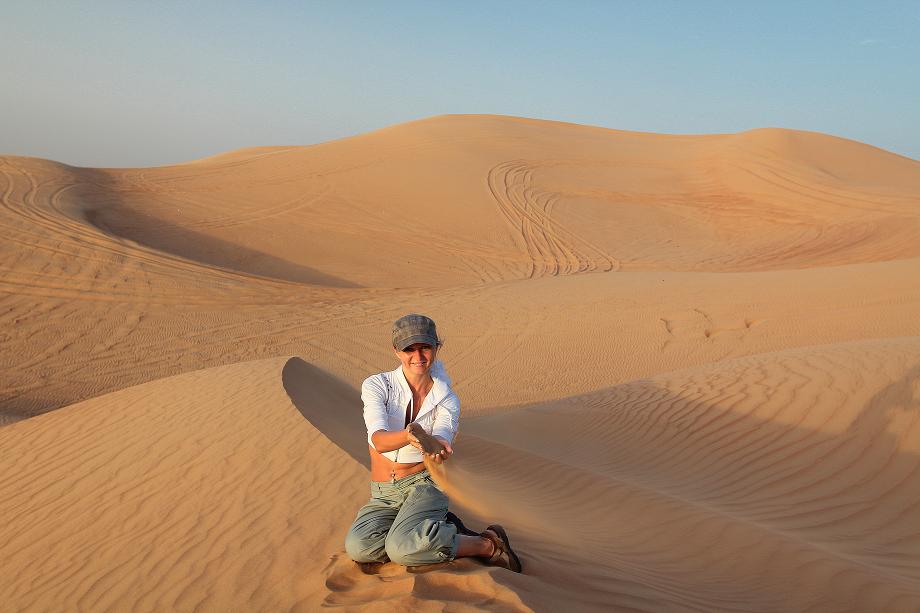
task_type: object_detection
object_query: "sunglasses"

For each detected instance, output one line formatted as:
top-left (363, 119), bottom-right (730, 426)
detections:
top-left (401, 344), bottom-right (434, 354)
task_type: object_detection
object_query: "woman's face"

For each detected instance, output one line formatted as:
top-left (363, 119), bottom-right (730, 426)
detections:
top-left (394, 343), bottom-right (438, 378)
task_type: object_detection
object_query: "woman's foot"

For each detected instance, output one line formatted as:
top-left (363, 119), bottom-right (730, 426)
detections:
top-left (481, 525), bottom-right (523, 573)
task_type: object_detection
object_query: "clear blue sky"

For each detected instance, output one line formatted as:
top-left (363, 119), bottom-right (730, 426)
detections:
top-left (3, 1), bottom-right (918, 167)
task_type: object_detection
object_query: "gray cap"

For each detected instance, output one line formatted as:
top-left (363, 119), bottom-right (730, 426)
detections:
top-left (392, 313), bottom-right (439, 351)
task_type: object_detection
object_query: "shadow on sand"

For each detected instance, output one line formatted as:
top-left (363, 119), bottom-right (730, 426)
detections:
top-left (67, 167), bottom-right (359, 287)
top-left (281, 357), bottom-right (370, 470)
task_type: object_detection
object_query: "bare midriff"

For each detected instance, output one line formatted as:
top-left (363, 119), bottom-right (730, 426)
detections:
top-left (369, 444), bottom-right (426, 482)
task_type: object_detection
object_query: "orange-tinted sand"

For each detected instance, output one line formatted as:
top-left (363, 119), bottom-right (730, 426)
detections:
top-left (1, 115), bottom-right (919, 611)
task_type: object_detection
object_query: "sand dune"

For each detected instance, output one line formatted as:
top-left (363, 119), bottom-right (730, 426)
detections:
top-left (1, 115), bottom-right (919, 611)
top-left (0, 358), bottom-right (530, 612)
top-left (451, 337), bottom-right (920, 611)
top-left (0, 359), bottom-right (366, 611)
top-left (1, 344), bottom-right (917, 611)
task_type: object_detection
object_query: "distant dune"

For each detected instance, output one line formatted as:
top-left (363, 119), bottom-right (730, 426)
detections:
top-left (1, 115), bottom-right (918, 611)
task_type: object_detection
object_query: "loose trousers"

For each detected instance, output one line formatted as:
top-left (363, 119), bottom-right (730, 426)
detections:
top-left (345, 470), bottom-right (459, 566)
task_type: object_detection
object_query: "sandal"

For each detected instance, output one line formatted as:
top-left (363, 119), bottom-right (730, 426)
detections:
top-left (482, 524), bottom-right (523, 573)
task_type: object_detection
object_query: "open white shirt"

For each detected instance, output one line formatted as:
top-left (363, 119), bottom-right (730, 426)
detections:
top-left (361, 360), bottom-right (460, 464)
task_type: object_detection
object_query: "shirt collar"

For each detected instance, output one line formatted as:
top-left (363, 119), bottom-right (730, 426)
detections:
top-left (393, 361), bottom-right (450, 407)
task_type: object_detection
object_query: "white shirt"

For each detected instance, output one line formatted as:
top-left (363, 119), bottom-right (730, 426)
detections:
top-left (361, 360), bottom-right (461, 464)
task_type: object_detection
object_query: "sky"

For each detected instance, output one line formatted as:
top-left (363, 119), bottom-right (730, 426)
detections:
top-left (2, 1), bottom-right (919, 167)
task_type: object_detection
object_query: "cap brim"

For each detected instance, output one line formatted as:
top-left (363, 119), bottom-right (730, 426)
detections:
top-left (395, 334), bottom-right (439, 351)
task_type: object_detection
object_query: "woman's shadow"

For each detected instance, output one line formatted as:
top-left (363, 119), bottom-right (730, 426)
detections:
top-left (281, 357), bottom-right (370, 469)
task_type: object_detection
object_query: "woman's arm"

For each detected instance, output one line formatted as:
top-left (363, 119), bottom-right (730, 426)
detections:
top-left (431, 393), bottom-right (460, 445)
top-left (371, 426), bottom-right (449, 456)
top-left (370, 428), bottom-right (412, 452)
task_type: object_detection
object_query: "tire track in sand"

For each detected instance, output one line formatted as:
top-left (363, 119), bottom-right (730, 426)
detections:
top-left (487, 160), bottom-right (620, 279)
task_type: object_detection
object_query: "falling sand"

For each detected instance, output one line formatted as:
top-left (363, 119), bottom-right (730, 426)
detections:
top-left (1, 115), bottom-right (919, 611)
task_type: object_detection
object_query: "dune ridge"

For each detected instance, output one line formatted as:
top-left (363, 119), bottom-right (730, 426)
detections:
top-left (1, 115), bottom-right (919, 611)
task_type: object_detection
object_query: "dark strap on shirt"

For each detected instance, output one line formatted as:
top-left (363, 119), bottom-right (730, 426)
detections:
top-left (404, 399), bottom-right (415, 427)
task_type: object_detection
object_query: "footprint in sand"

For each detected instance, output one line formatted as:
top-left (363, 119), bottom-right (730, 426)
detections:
top-left (660, 309), bottom-right (766, 349)
top-left (322, 553), bottom-right (529, 611)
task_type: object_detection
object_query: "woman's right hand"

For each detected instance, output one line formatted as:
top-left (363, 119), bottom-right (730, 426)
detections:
top-left (406, 426), bottom-right (424, 451)
top-left (407, 423), bottom-right (447, 456)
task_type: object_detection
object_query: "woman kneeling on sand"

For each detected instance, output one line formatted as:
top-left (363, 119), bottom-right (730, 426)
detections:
top-left (345, 314), bottom-right (522, 573)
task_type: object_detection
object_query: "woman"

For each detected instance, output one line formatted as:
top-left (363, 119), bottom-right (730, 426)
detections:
top-left (344, 313), bottom-right (522, 573)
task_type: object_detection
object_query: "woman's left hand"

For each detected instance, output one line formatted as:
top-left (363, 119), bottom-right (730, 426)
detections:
top-left (427, 437), bottom-right (453, 463)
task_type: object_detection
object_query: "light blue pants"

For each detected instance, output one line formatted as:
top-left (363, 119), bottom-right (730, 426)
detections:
top-left (345, 470), bottom-right (459, 566)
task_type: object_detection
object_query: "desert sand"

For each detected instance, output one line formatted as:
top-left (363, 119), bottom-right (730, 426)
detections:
top-left (1, 114), bottom-right (919, 611)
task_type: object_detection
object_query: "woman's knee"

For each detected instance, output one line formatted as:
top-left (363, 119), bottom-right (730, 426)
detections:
top-left (384, 520), bottom-right (452, 565)
top-left (345, 528), bottom-right (387, 563)
top-left (383, 531), bottom-right (414, 565)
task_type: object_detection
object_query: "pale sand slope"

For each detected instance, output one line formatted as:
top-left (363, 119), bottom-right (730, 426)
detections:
top-left (0, 358), bottom-right (529, 612)
top-left (1, 115), bottom-right (919, 610)
top-left (450, 338), bottom-right (920, 612)
top-left (1, 340), bottom-right (917, 612)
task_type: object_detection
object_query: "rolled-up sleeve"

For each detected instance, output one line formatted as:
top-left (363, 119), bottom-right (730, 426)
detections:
top-left (361, 375), bottom-right (389, 448)
top-left (431, 392), bottom-right (460, 444)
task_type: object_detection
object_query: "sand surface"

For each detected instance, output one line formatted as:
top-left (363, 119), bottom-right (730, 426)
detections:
top-left (1, 114), bottom-right (919, 611)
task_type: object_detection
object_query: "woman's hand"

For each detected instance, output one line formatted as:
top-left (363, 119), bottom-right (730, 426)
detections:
top-left (406, 426), bottom-right (425, 451)
top-left (427, 437), bottom-right (453, 464)
top-left (407, 424), bottom-right (452, 462)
